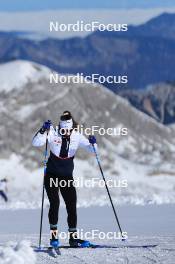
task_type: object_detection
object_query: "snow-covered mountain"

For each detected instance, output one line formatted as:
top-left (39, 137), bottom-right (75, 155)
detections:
top-left (1, 13), bottom-right (175, 91)
top-left (1, 60), bottom-right (175, 208)
top-left (0, 60), bottom-right (50, 93)
top-left (118, 83), bottom-right (175, 124)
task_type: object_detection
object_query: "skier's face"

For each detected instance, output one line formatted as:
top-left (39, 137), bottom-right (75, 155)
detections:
top-left (59, 117), bottom-right (73, 136)
top-left (60, 119), bottom-right (73, 130)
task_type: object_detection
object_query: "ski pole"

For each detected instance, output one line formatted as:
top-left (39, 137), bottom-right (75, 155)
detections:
top-left (92, 144), bottom-right (124, 237)
top-left (38, 130), bottom-right (49, 249)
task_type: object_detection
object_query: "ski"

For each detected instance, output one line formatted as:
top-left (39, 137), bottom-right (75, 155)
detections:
top-left (59, 245), bottom-right (158, 249)
top-left (48, 246), bottom-right (61, 256)
top-left (57, 244), bottom-right (158, 249)
top-left (48, 247), bottom-right (59, 258)
top-left (33, 243), bottom-right (157, 251)
top-left (34, 246), bottom-right (61, 257)
top-left (88, 244), bottom-right (158, 249)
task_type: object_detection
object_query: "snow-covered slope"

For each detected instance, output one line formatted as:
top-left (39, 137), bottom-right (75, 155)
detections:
top-left (0, 60), bottom-right (50, 92)
top-left (0, 60), bottom-right (175, 208)
top-left (0, 153), bottom-right (175, 209)
top-left (0, 240), bottom-right (36, 264)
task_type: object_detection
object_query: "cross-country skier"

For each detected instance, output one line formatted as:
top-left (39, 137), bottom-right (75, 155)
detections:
top-left (0, 178), bottom-right (8, 202)
top-left (32, 111), bottom-right (97, 248)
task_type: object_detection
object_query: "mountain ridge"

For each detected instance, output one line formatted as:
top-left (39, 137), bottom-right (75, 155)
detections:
top-left (0, 13), bottom-right (175, 90)
top-left (1, 13), bottom-right (175, 124)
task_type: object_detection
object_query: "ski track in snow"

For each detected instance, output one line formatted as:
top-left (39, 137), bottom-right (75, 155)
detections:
top-left (0, 235), bottom-right (175, 264)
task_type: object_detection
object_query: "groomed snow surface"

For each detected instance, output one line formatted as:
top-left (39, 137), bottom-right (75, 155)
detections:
top-left (0, 206), bottom-right (175, 264)
top-left (1, 236), bottom-right (175, 264)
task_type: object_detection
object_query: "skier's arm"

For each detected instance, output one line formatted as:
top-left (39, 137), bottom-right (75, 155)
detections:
top-left (78, 134), bottom-right (97, 153)
top-left (32, 131), bottom-right (48, 147)
top-left (32, 122), bottom-right (55, 147)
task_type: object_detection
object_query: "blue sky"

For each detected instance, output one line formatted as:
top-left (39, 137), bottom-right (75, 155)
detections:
top-left (0, 0), bottom-right (175, 11)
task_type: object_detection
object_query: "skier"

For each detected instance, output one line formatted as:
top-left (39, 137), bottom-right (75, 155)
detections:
top-left (32, 111), bottom-right (97, 248)
top-left (0, 178), bottom-right (8, 202)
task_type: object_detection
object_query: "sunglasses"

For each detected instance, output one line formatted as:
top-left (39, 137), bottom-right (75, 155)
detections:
top-left (60, 114), bottom-right (72, 121)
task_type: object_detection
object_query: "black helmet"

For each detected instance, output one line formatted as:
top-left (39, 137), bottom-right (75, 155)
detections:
top-left (60, 111), bottom-right (72, 121)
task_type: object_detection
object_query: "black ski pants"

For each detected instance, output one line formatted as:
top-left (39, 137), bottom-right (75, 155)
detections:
top-left (0, 191), bottom-right (8, 202)
top-left (44, 174), bottom-right (77, 229)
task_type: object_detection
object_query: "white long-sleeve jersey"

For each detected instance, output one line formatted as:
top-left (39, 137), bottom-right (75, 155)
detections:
top-left (32, 126), bottom-right (97, 158)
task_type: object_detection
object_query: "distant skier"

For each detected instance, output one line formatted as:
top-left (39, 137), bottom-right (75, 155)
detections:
top-left (32, 111), bottom-right (97, 248)
top-left (0, 178), bottom-right (8, 202)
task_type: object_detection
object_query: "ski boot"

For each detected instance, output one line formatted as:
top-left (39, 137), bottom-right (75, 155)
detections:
top-left (50, 238), bottom-right (59, 248)
top-left (50, 227), bottom-right (60, 248)
top-left (69, 231), bottom-right (90, 248)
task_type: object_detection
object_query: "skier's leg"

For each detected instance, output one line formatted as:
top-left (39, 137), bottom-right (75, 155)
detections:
top-left (60, 176), bottom-right (90, 247)
top-left (59, 175), bottom-right (77, 230)
top-left (44, 174), bottom-right (60, 226)
top-left (0, 191), bottom-right (8, 202)
top-left (44, 174), bottom-right (60, 247)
